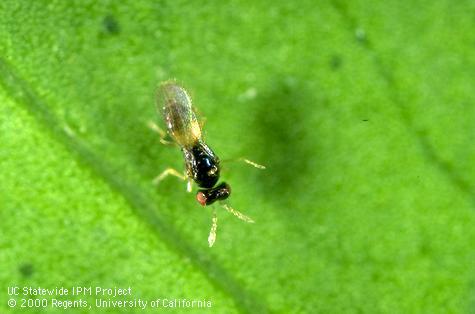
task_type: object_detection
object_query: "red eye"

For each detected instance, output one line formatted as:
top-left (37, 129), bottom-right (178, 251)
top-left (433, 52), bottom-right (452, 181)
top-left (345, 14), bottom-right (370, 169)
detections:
top-left (196, 191), bottom-right (207, 206)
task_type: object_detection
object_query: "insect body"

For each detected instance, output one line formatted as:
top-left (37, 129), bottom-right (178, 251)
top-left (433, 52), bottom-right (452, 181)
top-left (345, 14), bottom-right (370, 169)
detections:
top-left (155, 81), bottom-right (262, 246)
top-left (160, 83), bottom-right (220, 185)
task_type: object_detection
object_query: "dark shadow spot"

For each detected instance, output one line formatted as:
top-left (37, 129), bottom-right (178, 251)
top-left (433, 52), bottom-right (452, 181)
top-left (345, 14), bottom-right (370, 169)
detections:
top-left (330, 54), bottom-right (343, 70)
top-left (371, 270), bottom-right (381, 281)
top-left (251, 79), bottom-right (318, 206)
top-left (102, 15), bottom-right (120, 35)
top-left (418, 240), bottom-right (432, 256)
top-left (355, 28), bottom-right (369, 45)
top-left (19, 263), bottom-right (34, 278)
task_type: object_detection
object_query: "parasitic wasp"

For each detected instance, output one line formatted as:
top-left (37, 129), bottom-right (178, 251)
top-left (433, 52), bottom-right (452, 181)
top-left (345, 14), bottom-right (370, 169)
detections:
top-left (150, 80), bottom-right (264, 247)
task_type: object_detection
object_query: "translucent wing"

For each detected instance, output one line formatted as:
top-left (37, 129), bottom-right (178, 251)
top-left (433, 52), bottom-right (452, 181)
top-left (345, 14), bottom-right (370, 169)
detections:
top-left (157, 81), bottom-right (202, 148)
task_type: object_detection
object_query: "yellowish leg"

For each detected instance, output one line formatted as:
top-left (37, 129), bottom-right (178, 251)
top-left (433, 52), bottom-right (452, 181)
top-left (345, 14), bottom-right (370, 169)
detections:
top-left (186, 178), bottom-right (193, 193)
top-left (208, 208), bottom-right (218, 247)
top-left (153, 167), bottom-right (187, 185)
top-left (222, 203), bottom-right (255, 223)
top-left (147, 120), bottom-right (175, 145)
top-left (153, 168), bottom-right (193, 192)
top-left (149, 122), bottom-right (193, 192)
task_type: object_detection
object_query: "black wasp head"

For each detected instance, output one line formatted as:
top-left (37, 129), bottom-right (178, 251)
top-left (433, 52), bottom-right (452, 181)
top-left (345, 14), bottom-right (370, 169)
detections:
top-left (192, 143), bottom-right (220, 189)
top-left (196, 182), bottom-right (231, 206)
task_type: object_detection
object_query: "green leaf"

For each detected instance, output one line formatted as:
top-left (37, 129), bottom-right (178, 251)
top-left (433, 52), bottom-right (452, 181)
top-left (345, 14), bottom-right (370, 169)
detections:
top-left (1, 1), bottom-right (474, 313)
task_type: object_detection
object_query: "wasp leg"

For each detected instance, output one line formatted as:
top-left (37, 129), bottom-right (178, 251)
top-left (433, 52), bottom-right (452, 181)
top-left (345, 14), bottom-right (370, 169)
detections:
top-left (186, 178), bottom-right (193, 193)
top-left (221, 157), bottom-right (266, 170)
top-left (221, 203), bottom-right (255, 223)
top-left (153, 168), bottom-right (193, 192)
top-left (147, 120), bottom-right (175, 145)
top-left (153, 168), bottom-right (185, 184)
top-left (208, 207), bottom-right (218, 247)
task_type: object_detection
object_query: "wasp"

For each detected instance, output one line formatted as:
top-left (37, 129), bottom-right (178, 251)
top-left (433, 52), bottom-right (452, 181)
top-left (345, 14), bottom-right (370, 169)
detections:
top-left (150, 80), bottom-right (264, 247)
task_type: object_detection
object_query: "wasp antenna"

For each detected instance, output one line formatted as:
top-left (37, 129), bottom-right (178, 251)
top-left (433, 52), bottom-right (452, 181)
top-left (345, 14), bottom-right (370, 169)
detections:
top-left (241, 158), bottom-right (266, 169)
top-left (222, 203), bottom-right (255, 223)
top-left (208, 208), bottom-right (218, 247)
top-left (221, 157), bottom-right (266, 170)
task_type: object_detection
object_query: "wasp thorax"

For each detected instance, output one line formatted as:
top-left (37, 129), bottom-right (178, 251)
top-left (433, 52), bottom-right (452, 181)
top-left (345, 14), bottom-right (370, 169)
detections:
top-left (190, 143), bottom-right (220, 188)
top-left (195, 155), bottom-right (219, 188)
